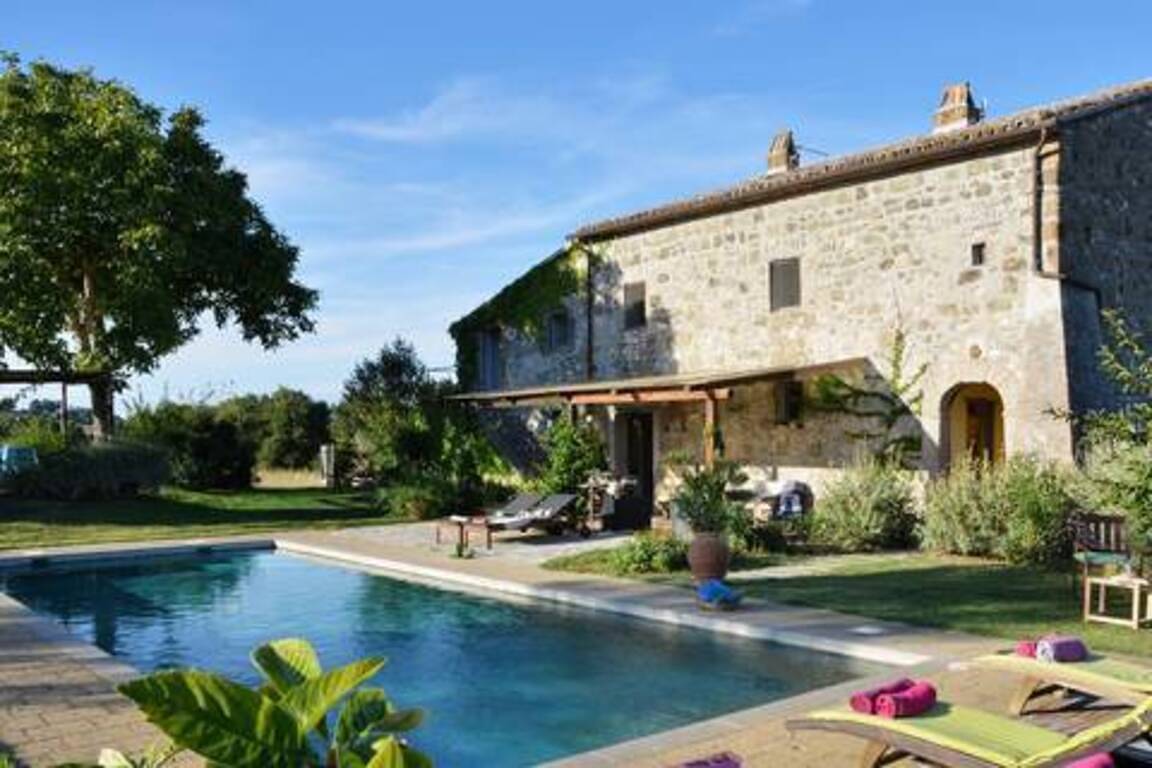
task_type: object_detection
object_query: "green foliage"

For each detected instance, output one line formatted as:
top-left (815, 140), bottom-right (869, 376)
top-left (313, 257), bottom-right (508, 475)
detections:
top-left (217, 388), bottom-right (330, 470)
top-left (610, 531), bottom-right (689, 574)
top-left (123, 401), bottom-right (254, 489)
top-left (810, 324), bottom-right (927, 466)
top-left (811, 457), bottom-right (917, 552)
top-left (117, 637), bottom-right (429, 768)
top-left (732, 518), bottom-right (806, 553)
top-left (449, 244), bottom-right (594, 389)
top-left (1079, 441), bottom-right (1152, 563)
top-left (0, 53), bottom-right (316, 433)
top-left (535, 413), bottom-right (606, 498)
top-left (671, 461), bottom-right (745, 534)
top-left (921, 456), bottom-right (1075, 565)
top-left (1, 413), bottom-right (71, 455)
top-left (9, 441), bottom-right (168, 499)
top-left (377, 480), bottom-right (456, 521)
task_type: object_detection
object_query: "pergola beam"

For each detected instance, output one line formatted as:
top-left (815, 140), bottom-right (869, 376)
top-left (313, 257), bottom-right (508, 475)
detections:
top-left (567, 388), bottom-right (730, 406)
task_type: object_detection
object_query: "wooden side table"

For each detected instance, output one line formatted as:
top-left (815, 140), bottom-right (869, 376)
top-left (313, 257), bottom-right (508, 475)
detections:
top-left (434, 516), bottom-right (494, 550)
top-left (1084, 574), bottom-right (1151, 629)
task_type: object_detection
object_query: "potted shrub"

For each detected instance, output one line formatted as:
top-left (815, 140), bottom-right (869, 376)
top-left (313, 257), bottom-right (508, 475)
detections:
top-left (673, 461), bottom-right (745, 582)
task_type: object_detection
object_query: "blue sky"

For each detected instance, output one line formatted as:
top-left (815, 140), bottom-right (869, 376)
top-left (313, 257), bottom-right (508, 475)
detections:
top-left (5, 0), bottom-right (1151, 405)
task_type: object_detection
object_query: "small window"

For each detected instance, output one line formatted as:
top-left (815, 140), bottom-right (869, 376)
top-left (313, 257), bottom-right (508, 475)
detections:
top-left (477, 328), bottom-right (503, 390)
top-left (623, 282), bottom-right (647, 329)
top-left (970, 242), bottom-right (986, 267)
top-left (769, 258), bottom-right (801, 311)
top-left (545, 310), bottom-right (573, 351)
top-left (774, 380), bottom-right (804, 425)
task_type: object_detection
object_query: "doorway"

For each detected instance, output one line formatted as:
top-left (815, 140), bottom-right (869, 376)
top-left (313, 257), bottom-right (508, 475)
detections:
top-left (940, 383), bottom-right (1005, 469)
top-left (623, 412), bottom-right (655, 514)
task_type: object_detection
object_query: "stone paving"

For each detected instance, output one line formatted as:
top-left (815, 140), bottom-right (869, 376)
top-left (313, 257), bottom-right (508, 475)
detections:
top-left (0, 525), bottom-right (1138, 767)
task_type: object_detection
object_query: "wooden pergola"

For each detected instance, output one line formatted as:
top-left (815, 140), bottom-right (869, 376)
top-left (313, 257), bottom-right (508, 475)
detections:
top-left (0, 368), bottom-right (116, 434)
top-left (453, 358), bottom-right (865, 466)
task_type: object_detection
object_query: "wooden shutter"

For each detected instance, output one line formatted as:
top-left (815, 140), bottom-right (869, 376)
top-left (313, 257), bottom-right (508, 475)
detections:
top-left (770, 259), bottom-right (801, 311)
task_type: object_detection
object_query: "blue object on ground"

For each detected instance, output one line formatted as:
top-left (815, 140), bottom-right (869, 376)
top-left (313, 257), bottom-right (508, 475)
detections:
top-left (697, 578), bottom-right (743, 608)
top-left (0, 445), bottom-right (38, 477)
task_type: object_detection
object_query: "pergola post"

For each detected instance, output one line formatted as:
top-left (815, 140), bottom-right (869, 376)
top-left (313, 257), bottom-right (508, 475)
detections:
top-left (703, 393), bottom-right (718, 468)
top-left (59, 382), bottom-right (69, 436)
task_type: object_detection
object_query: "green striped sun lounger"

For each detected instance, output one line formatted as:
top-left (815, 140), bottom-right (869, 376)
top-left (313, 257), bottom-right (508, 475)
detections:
top-left (787, 696), bottom-right (1152, 768)
top-left (975, 652), bottom-right (1152, 712)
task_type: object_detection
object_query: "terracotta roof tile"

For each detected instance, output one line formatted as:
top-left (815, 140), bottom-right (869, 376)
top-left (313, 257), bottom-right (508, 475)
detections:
top-left (571, 77), bottom-right (1152, 241)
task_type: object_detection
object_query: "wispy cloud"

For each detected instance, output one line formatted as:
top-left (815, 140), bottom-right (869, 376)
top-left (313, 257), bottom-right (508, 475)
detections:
top-left (712, 0), bottom-right (813, 37)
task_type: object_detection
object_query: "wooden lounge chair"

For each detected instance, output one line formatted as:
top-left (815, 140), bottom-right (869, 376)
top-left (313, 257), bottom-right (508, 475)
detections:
top-left (974, 652), bottom-right (1152, 712)
top-left (481, 493), bottom-right (581, 538)
top-left (787, 696), bottom-right (1152, 768)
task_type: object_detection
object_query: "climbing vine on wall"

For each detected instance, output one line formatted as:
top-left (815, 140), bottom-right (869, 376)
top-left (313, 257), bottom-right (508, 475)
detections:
top-left (809, 323), bottom-right (927, 467)
top-left (450, 242), bottom-right (598, 388)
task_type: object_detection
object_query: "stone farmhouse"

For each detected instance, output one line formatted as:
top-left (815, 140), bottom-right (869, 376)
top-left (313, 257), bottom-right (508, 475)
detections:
top-left (451, 78), bottom-right (1152, 511)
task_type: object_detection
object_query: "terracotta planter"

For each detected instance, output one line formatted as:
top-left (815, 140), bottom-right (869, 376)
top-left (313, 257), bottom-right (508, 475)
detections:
top-left (688, 532), bottom-right (731, 582)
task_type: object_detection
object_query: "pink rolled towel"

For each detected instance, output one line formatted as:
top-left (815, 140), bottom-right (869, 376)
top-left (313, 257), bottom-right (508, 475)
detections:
top-left (849, 678), bottom-right (915, 714)
top-left (1015, 640), bottom-right (1038, 658)
top-left (876, 681), bottom-right (937, 719)
top-left (1066, 754), bottom-right (1114, 768)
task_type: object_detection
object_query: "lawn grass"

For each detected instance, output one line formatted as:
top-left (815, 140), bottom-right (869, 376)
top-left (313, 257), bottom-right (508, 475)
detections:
top-left (744, 553), bottom-right (1152, 657)
top-left (0, 486), bottom-right (395, 550)
top-left (545, 547), bottom-right (1152, 656)
top-left (542, 546), bottom-right (804, 582)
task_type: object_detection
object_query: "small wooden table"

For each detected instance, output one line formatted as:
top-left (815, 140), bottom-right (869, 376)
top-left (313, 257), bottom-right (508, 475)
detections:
top-left (434, 516), bottom-right (493, 550)
top-left (1084, 574), bottom-right (1151, 629)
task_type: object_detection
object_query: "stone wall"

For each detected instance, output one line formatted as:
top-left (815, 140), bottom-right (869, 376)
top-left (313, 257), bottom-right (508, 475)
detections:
top-left (578, 145), bottom-right (1075, 475)
top-left (1059, 101), bottom-right (1152, 417)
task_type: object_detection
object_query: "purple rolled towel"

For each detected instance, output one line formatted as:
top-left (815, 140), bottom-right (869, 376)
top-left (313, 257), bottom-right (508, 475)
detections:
top-left (1067, 754), bottom-right (1114, 768)
top-left (876, 681), bottom-right (937, 719)
top-left (849, 678), bottom-right (915, 714)
top-left (1037, 635), bottom-right (1088, 663)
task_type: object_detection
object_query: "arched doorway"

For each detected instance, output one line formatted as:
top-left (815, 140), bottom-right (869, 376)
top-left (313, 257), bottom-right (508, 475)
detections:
top-left (940, 383), bottom-right (1005, 469)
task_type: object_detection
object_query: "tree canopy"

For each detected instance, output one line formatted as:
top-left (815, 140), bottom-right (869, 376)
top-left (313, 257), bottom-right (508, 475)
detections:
top-left (0, 54), bottom-right (317, 433)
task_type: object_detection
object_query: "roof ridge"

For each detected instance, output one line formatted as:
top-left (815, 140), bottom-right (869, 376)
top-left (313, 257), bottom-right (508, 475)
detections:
top-left (571, 76), bottom-right (1152, 241)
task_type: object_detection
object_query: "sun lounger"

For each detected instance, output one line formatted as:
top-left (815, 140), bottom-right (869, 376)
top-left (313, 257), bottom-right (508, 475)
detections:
top-left (484, 493), bottom-right (580, 534)
top-left (787, 696), bottom-right (1152, 768)
top-left (486, 492), bottom-right (543, 520)
top-left (974, 652), bottom-right (1152, 711)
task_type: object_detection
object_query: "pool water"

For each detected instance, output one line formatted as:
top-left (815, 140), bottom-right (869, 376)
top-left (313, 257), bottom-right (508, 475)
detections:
top-left (2, 551), bottom-right (882, 766)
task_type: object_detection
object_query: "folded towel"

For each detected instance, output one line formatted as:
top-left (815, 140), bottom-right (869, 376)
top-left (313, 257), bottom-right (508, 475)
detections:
top-left (876, 681), bottom-right (937, 719)
top-left (1036, 635), bottom-right (1088, 663)
top-left (1066, 754), bottom-right (1114, 768)
top-left (849, 678), bottom-right (915, 715)
top-left (1015, 640), bottom-right (1038, 658)
top-left (697, 579), bottom-right (742, 606)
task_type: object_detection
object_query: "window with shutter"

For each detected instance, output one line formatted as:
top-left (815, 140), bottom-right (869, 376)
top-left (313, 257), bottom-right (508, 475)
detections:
top-left (770, 258), bottom-right (801, 311)
top-left (623, 282), bottom-right (647, 329)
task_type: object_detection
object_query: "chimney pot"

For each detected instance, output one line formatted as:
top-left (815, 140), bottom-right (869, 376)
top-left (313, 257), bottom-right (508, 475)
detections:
top-left (934, 82), bottom-right (984, 133)
top-left (768, 129), bottom-right (799, 174)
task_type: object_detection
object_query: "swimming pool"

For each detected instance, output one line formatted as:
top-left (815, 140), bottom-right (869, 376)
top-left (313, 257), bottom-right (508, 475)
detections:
top-left (1, 550), bottom-right (883, 766)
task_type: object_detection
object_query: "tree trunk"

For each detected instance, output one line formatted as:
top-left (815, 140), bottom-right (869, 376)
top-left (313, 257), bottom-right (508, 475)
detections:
top-left (88, 376), bottom-right (114, 441)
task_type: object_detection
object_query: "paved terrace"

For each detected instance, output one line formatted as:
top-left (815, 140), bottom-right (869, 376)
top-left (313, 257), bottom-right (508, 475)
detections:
top-left (0, 525), bottom-right (1134, 766)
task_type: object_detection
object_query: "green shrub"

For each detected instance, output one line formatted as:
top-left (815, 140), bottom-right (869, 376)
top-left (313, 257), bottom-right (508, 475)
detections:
top-left (11, 442), bottom-right (169, 500)
top-left (1080, 441), bottom-right (1152, 563)
top-left (536, 413), bottom-right (606, 497)
top-left (921, 456), bottom-right (1074, 565)
top-left (610, 532), bottom-right (688, 574)
top-left (733, 518), bottom-right (805, 553)
top-left (378, 479), bottom-right (456, 520)
top-left (1, 415), bottom-right (71, 455)
top-left (811, 458), bottom-right (917, 552)
top-left (123, 402), bottom-right (255, 489)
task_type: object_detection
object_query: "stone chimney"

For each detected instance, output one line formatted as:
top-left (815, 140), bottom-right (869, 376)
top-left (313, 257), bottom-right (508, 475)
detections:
top-left (933, 82), bottom-right (984, 133)
top-left (767, 129), bottom-right (799, 174)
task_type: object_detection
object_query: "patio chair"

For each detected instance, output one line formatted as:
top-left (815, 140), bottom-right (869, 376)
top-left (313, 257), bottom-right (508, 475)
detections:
top-left (786, 696), bottom-right (1152, 768)
top-left (483, 492), bottom-right (543, 521)
top-left (974, 652), bottom-right (1152, 712)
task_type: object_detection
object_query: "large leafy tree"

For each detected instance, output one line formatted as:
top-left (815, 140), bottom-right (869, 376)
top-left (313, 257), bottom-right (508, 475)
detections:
top-left (0, 54), bottom-right (317, 436)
